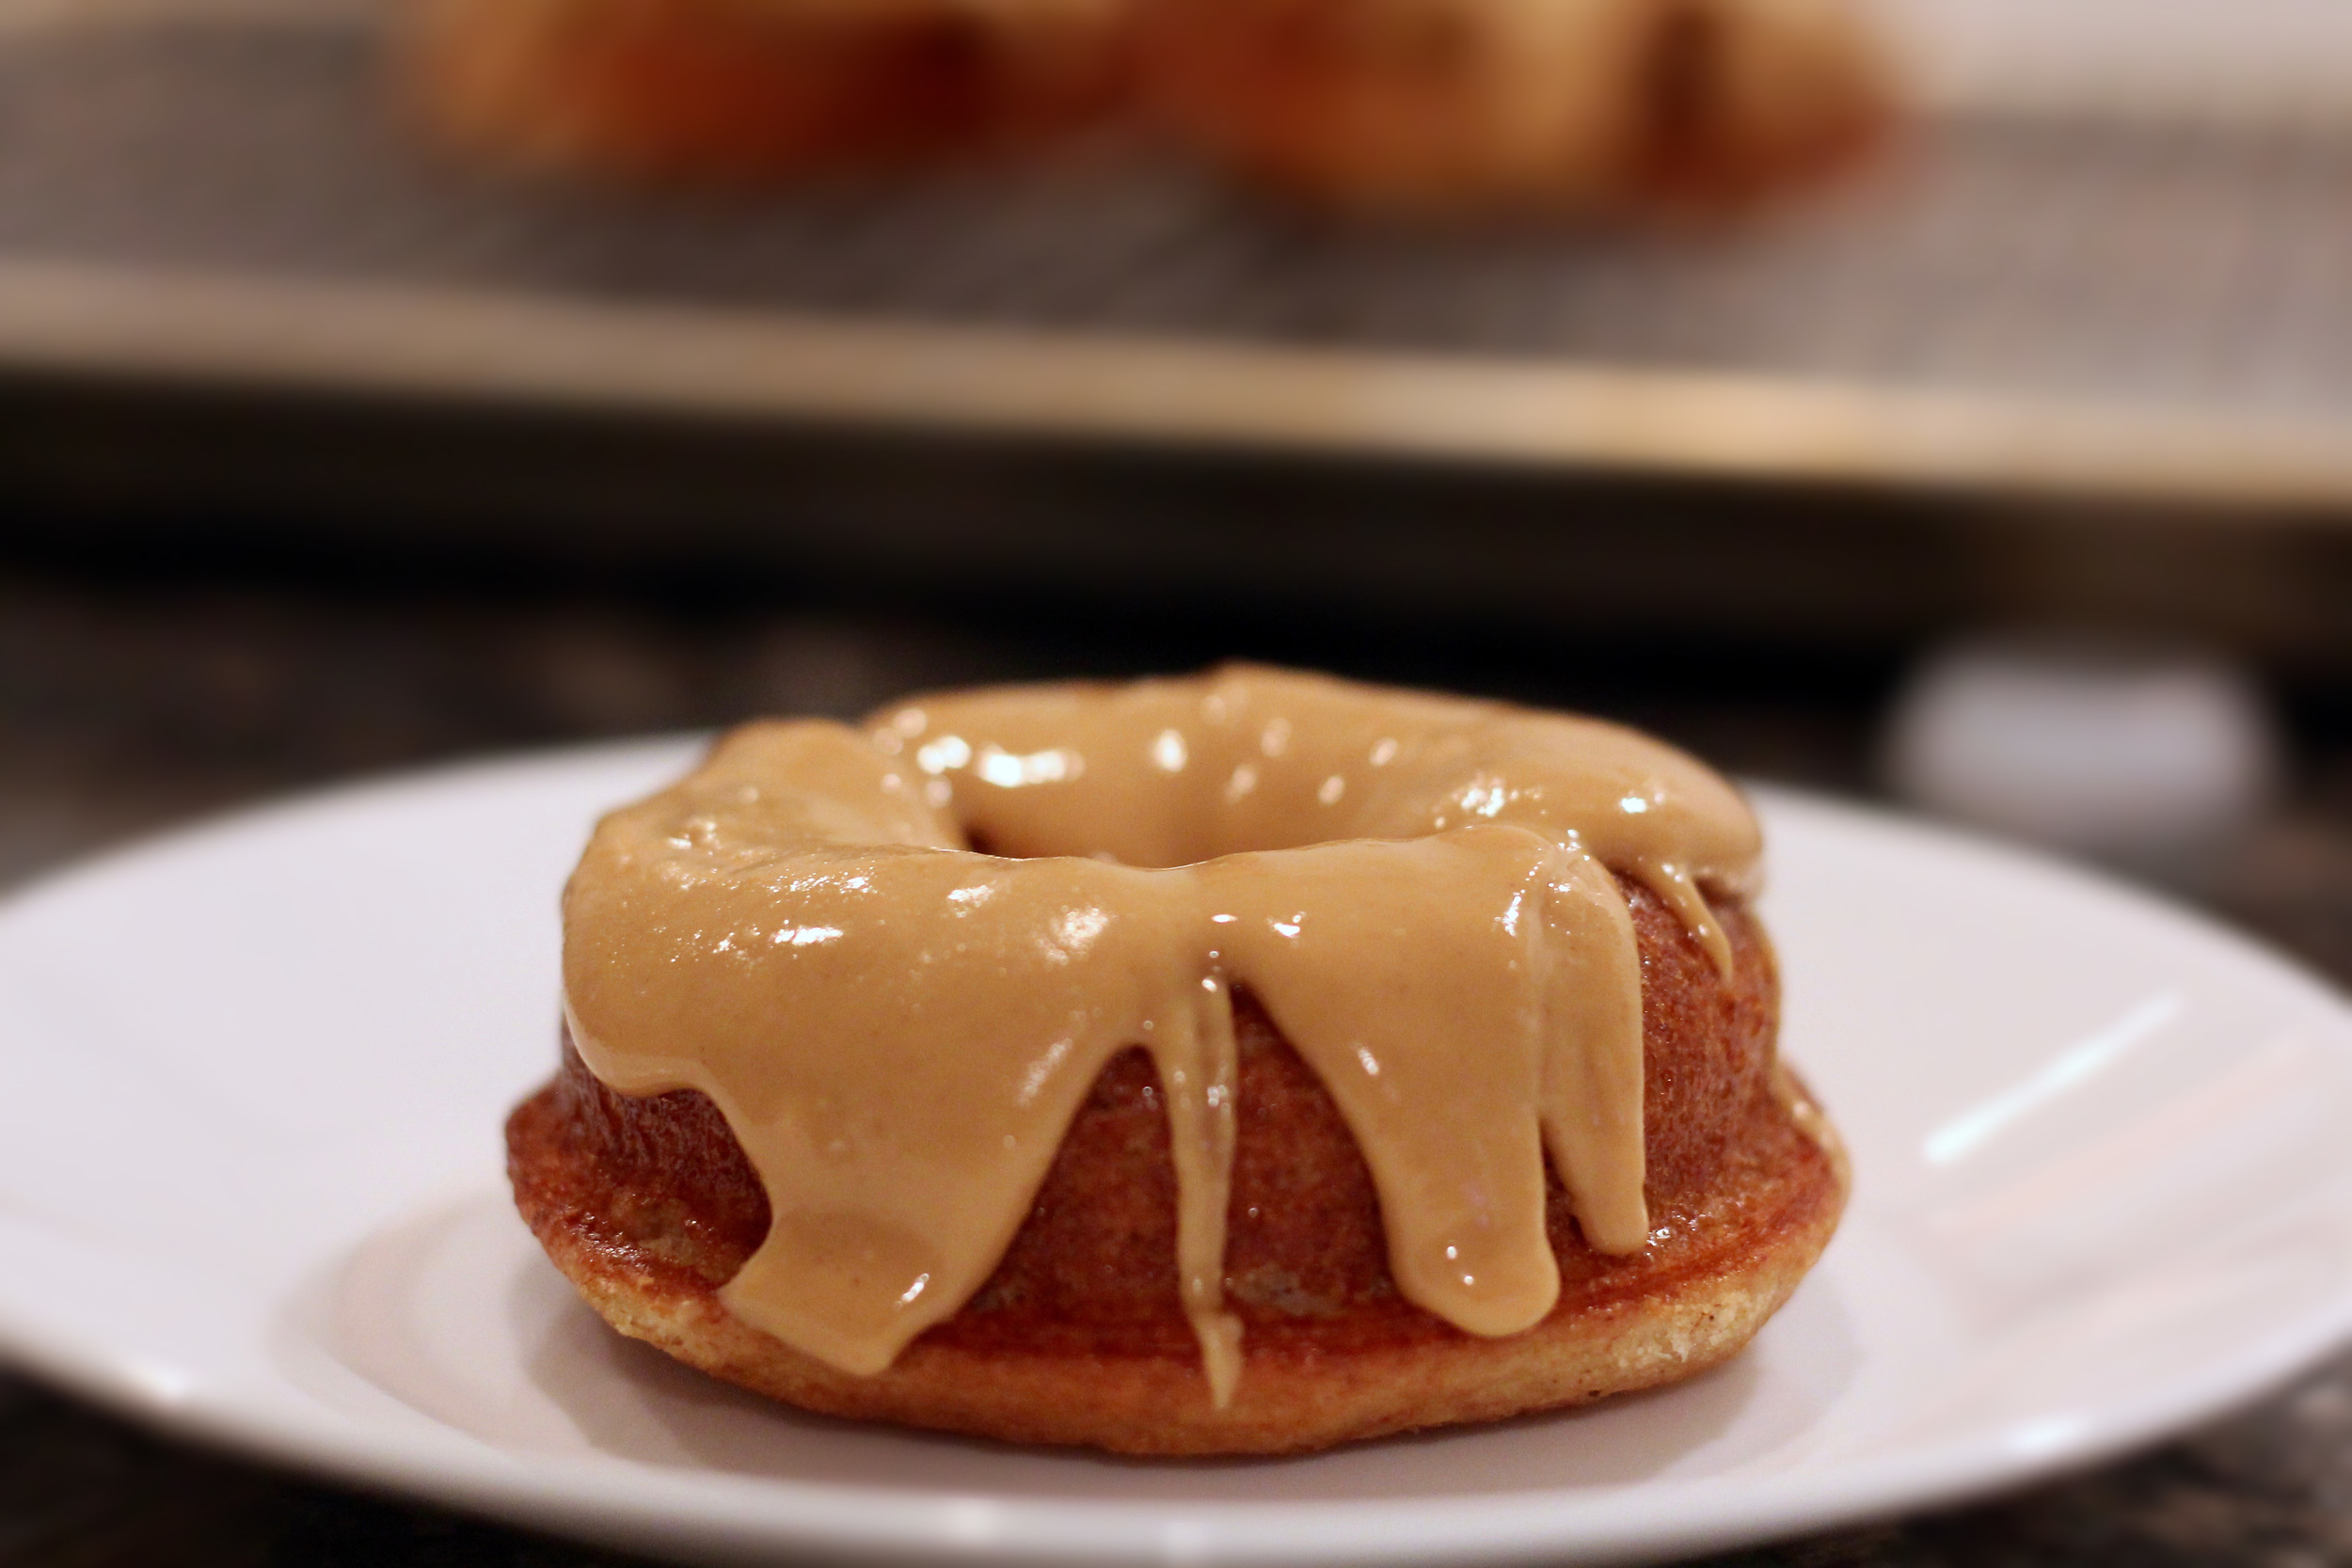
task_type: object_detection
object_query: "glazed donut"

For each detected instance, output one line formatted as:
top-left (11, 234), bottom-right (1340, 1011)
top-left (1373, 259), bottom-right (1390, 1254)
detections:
top-left (519, 665), bottom-right (1846, 1452)
top-left (1136, 0), bottom-right (1892, 210)
top-left (404, 0), bottom-right (1131, 180)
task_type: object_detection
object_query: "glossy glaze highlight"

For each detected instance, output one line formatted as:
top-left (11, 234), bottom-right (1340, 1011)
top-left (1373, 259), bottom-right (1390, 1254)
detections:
top-left (562, 666), bottom-right (1761, 1402)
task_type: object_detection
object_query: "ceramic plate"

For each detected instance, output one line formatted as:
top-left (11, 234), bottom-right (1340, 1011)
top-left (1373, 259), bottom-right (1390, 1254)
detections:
top-left (1, 738), bottom-right (2349, 1566)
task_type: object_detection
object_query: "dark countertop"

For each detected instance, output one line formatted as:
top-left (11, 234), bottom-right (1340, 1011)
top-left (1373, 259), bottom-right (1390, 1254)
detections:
top-left (5, 557), bottom-right (2352, 1568)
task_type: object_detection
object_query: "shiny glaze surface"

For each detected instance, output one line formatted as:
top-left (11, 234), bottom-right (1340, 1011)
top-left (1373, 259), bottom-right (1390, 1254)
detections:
top-left (562, 666), bottom-right (1761, 1401)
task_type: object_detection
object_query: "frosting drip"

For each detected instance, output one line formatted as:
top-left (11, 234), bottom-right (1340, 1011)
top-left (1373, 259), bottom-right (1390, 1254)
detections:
top-left (562, 665), bottom-right (1761, 1404)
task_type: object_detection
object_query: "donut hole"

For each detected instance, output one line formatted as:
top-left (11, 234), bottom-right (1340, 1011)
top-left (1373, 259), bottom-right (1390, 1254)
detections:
top-left (933, 748), bottom-right (1413, 868)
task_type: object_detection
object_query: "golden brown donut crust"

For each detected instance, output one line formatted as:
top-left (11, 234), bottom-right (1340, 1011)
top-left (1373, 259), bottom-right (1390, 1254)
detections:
top-left (509, 877), bottom-right (1845, 1453)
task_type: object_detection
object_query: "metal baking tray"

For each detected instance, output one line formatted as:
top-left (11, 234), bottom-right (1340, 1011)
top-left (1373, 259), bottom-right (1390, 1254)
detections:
top-left (5, 0), bottom-right (2352, 507)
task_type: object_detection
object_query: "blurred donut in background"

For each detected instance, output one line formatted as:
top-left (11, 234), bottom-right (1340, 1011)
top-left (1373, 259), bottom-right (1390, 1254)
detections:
top-left (1136, 0), bottom-right (1894, 212)
top-left (404, 0), bottom-right (1136, 180)
top-left (401, 0), bottom-right (1891, 208)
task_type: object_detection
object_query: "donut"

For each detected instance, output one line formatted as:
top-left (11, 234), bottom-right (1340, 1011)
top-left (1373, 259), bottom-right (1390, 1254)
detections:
top-left (1136, 0), bottom-right (1892, 211)
top-left (403, 0), bottom-right (1132, 180)
top-left (518, 665), bottom-right (1847, 1453)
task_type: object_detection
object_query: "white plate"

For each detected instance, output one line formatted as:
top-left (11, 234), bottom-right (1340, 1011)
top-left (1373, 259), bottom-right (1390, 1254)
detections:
top-left (1, 739), bottom-right (2350, 1567)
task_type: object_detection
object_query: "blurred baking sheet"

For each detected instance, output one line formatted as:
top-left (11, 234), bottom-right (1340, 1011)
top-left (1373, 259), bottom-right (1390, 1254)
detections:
top-left (4, 0), bottom-right (2352, 506)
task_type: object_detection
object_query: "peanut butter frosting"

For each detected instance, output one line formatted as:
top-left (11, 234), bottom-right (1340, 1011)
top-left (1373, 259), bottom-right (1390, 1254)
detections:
top-left (561, 665), bottom-right (1761, 1405)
